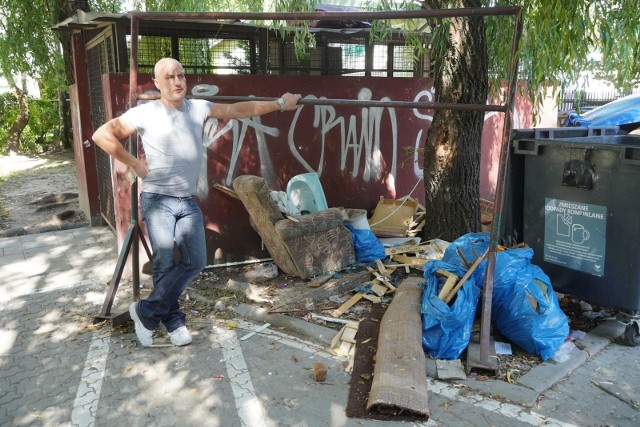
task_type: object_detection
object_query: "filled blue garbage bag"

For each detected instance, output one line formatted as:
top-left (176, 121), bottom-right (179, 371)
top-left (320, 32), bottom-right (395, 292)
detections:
top-left (442, 231), bottom-right (490, 268)
top-left (344, 223), bottom-right (386, 263)
top-left (421, 260), bottom-right (482, 360)
top-left (477, 247), bottom-right (569, 361)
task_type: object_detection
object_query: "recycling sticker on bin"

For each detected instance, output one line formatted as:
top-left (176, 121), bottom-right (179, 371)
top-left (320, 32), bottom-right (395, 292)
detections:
top-left (544, 198), bottom-right (607, 276)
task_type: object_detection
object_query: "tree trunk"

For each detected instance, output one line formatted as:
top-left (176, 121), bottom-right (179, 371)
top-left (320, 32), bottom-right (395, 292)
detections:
top-left (58, 27), bottom-right (74, 149)
top-left (6, 76), bottom-right (30, 155)
top-left (421, 0), bottom-right (488, 242)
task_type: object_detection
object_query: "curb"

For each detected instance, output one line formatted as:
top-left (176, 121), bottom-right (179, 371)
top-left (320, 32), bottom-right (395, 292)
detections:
top-left (450, 319), bottom-right (624, 406)
top-left (232, 301), bottom-right (625, 408)
top-left (0, 221), bottom-right (90, 238)
top-left (232, 303), bottom-right (338, 347)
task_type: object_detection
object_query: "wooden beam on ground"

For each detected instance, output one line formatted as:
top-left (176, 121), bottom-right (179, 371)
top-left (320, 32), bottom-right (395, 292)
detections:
top-left (370, 281), bottom-right (388, 297)
top-left (331, 292), bottom-right (364, 318)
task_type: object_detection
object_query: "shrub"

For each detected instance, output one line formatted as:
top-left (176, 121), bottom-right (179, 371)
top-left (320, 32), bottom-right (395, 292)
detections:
top-left (0, 92), bottom-right (60, 154)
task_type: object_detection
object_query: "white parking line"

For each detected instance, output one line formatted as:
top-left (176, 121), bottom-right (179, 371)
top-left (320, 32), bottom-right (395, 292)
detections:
top-left (70, 329), bottom-right (111, 427)
top-left (233, 319), bottom-right (576, 427)
top-left (214, 324), bottom-right (267, 427)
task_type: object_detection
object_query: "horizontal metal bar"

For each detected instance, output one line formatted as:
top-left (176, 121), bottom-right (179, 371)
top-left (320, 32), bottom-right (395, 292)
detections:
top-left (130, 7), bottom-right (521, 22)
top-left (135, 93), bottom-right (507, 112)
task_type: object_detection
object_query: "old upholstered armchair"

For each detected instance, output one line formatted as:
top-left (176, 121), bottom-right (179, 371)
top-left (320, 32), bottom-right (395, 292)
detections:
top-left (232, 175), bottom-right (356, 279)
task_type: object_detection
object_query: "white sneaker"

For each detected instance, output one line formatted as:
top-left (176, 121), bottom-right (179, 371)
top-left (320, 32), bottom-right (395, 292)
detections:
top-left (129, 302), bottom-right (154, 347)
top-left (170, 326), bottom-right (192, 346)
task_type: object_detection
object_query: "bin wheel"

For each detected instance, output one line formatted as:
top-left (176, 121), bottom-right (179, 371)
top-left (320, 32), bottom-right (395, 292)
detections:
top-left (623, 322), bottom-right (640, 347)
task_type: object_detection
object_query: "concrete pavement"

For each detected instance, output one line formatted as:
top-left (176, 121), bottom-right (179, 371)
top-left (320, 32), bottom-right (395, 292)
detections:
top-left (1, 225), bottom-right (639, 426)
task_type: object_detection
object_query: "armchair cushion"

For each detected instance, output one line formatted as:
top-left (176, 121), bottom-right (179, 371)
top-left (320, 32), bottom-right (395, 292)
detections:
top-left (275, 209), bottom-right (345, 240)
top-left (233, 175), bottom-right (355, 279)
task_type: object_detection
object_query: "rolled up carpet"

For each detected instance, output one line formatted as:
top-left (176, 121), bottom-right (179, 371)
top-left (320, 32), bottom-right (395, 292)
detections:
top-left (366, 277), bottom-right (429, 419)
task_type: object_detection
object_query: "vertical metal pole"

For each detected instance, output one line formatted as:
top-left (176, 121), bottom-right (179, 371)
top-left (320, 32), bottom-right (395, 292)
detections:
top-left (479, 10), bottom-right (524, 364)
top-left (130, 14), bottom-right (140, 300)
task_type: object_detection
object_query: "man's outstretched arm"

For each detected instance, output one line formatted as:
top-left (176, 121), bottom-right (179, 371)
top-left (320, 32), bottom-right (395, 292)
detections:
top-left (209, 92), bottom-right (301, 121)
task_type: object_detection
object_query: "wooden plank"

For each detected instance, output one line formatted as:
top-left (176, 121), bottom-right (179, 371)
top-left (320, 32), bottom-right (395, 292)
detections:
top-left (341, 326), bottom-right (358, 343)
top-left (366, 266), bottom-right (389, 282)
top-left (443, 249), bottom-right (488, 303)
top-left (367, 268), bottom-right (397, 291)
top-left (362, 294), bottom-right (382, 304)
top-left (306, 273), bottom-right (335, 288)
top-left (331, 292), bottom-right (364, 318)
top-left (391, 254), bottom-right (427, 268)
top-left (456, 247), bottom-right (471, 268)
top-left (437, 274), bottom-right (459, 300)
top-left (435, 269), bottom-right (457, 278)
top-left (330, 324), bottom-right (347, 352)
top-left (371, 282), bottom-right (388, 297)
top-left (385, 243), bottom-right (433, 256)
top-left (432, 241), bottom-right (444, 256)
top-left (337, 340), bottom-right (353, 356)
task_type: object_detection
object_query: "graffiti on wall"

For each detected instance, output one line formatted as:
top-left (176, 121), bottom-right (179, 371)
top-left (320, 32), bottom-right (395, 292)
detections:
top-left (190, 84), bottom-right (435, 200)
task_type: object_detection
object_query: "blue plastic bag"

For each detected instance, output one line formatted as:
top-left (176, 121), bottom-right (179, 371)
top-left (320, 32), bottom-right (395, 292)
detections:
top-left (421, 260), bottom-right (482, 360)
top-left (344, 223), bottom-right (386, 263)
top-left (477, 248), bottom-right (569, 361)
top-left (442, 232), bottom-right (490, 268)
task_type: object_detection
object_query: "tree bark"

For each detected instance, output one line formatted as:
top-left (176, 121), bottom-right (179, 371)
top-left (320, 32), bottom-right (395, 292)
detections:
top-left (6, 76), bottom-right (29, 155)
top-left (421, 0), bottom-right (488, 242)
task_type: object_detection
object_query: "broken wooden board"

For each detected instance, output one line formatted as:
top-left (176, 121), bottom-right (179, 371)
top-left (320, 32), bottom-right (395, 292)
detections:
top-left (370, 282), bottom-right (388, 297)
top-left (442, 249), bottom-right (488, 304)
top-left (341, 324), bottom-right (358, 343)
top-left (306, 273), bottom-right (335, 288)
top-left (365, 267), bottom-right (396, 291)
top-left (330, 321), bottom-right (360, 373)
top-left (385, 243), bottom-right (434, 256)
top-left (390, 254), bottom-right (427, 269)
top-left (331, 292), bottom-right (364, 318)
top-left (362, 294), bottom-right (382, 304)
top-left (437, 273), bottom-right (459, 301)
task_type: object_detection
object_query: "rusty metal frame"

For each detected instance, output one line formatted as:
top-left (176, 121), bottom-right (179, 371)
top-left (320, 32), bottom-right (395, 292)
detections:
top-left (98, 7), bottom-right (523, 368)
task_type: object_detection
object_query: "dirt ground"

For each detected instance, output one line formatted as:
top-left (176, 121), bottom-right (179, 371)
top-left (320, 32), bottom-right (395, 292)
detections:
top-left (0, 149), bottom-right (85, 235)
top-left (0, 148), bottom-right (609, 383)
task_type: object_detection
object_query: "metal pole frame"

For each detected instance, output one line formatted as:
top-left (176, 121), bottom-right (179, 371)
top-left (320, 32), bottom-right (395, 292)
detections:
top-left (97, 6), bottom-right (524, 368)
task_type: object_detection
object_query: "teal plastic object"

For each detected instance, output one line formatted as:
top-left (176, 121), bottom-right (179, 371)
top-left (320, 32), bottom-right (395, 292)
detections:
top-left (286, 173), bottom-right (328, 214)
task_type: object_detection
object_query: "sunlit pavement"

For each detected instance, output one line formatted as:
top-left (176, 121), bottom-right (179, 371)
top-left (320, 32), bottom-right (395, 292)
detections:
top-left (1, 226), bottom-right (638, 426)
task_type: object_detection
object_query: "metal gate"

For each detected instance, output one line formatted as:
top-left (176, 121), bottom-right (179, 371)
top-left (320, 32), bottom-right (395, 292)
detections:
top-left (86, 28), bottom-right (117, 229)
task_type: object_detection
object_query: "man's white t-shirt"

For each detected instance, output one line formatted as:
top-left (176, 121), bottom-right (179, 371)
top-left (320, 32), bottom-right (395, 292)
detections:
top-left (122, 99), bottom-right (213, 197)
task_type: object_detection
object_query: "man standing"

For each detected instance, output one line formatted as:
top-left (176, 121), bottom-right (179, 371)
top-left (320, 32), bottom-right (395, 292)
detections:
top-left (92, 57), bottom-right (301, 347)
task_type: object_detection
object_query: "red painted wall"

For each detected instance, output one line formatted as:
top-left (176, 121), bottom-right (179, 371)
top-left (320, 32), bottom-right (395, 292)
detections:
top-left (101, 73), bottom-right (531, 265)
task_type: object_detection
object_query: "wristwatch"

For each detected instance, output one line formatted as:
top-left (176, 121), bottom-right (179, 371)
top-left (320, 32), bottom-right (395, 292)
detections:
top-left (276, 97), bottom-right (286, 112)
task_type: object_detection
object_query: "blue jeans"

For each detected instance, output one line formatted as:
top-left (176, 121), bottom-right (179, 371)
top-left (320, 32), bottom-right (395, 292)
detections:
top-left (137, 192), bottom-right (206, 332)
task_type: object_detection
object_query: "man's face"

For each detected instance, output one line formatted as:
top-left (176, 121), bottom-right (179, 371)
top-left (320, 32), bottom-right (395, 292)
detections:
top-left (153, 59), bottom-right (187, 107)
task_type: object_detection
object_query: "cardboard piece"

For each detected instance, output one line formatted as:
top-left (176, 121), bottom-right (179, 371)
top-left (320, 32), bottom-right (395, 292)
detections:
top-left (368, 196), bottom-right (418, 237)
